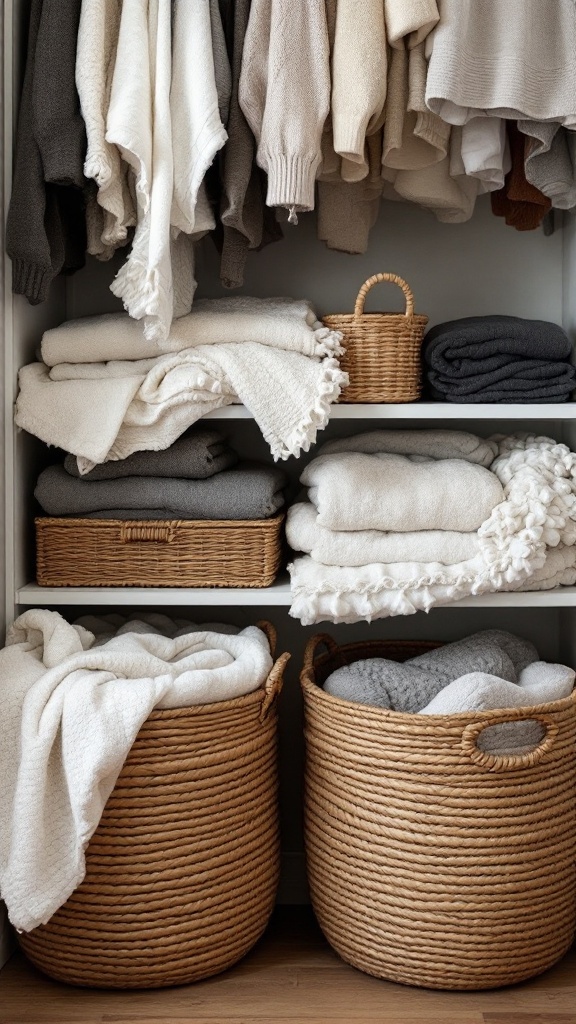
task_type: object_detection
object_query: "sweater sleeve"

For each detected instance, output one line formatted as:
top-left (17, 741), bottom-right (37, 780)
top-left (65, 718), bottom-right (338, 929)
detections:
top-left (385, 0), bottom-right (439, 47)
top-left (239, 0), bottom-right (330, 211)
top-left (6, 0), bottom-right (58, 303)
top-left (331, 0), bottom-right (388, 167)
top-left (32, 0), bottom-right (87, 188)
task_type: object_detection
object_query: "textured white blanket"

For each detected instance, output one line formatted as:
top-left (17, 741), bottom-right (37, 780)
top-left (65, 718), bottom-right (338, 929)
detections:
top-left (301, 452), bottom-right (504, 532)
top-left (16, 344), bottom-right (347, 469)
top-left (289, 435), bottom-right (576, 624)
top-left (41, 300), bottom-right (344, 367)
top-left (0, 611), bottom-right (273, 933)
top-left (287, 502), bottom-right (480, 566)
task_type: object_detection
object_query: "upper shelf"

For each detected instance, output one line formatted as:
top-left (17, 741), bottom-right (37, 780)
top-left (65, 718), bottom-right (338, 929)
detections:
top-left (206, 403), bottom-right (576, 420)
top-left (16, 581), bottom-right (576, 608)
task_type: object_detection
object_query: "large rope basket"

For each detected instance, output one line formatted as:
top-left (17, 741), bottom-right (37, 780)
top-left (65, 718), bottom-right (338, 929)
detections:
top-left (301, 635), bottom-right (576, 991)
top-left (323, 273), bottom-right (428, 403)
top-left (19, 623), bottom-right (290, 989)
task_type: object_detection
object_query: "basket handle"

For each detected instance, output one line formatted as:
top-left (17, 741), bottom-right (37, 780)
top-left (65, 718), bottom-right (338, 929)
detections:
top-left (302, 634), bottom-right (342, 677)
top-left (260, 652), bottom-right (290, 721)
top-left (461, 711), bottom-right (559, 771)
top-left (256, 620), bottom-right (277, 658)
top-left (354, 273), bottom-right (415, 319)
top-left (120, 522), bottom-right (181, 543)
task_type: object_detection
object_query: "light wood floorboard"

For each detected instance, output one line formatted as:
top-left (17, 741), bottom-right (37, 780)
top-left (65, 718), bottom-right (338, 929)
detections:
top-left (0, 909), bottom-right (574, 1023)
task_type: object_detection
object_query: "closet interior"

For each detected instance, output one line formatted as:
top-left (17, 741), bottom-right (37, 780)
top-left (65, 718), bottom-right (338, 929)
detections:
top-left (3, 0), bottom-right (576, 983)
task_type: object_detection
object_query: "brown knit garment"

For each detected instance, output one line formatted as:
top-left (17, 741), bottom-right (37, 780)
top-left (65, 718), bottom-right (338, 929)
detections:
top-left (491, 122), bottom-right (551, 231)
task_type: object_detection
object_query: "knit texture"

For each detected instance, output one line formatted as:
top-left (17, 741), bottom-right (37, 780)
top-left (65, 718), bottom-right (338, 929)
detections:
top-left (522, 122), bottom-right (576, 211)
top-left (239, 0), bottom-right (330, 210)
top-left (35, 462), bottom-right (286, 520)
top-left (491, 123), bottom-right (551, 231)
top-left (385, 0), bottom-right (439, 47)
top-left (6, 0), bottom-right (87, 303)
top-left (426, 0), bottom-right (576, 126)
top-left (63, 429), bottom-right (237, 480)
top-left (331, 0), bottom-right (387, 168)
top-left (76, 0), bottom-right (135, 257)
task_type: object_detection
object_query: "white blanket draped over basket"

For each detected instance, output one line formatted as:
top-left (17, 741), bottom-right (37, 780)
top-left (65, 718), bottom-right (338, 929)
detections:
top-left (0, 611), bottom-right (273, 933)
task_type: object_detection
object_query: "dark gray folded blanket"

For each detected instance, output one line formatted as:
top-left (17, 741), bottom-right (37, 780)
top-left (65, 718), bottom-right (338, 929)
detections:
top-left (35, 463), bottom-right (287, 520)
top-left (64, 429), bottom-right (238, 480)
top-left (423, 316), bottom-right (576, 403)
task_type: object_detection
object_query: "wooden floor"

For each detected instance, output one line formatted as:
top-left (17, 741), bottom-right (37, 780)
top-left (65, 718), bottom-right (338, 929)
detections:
top-left (1, 907), bottom-right (575, 1024)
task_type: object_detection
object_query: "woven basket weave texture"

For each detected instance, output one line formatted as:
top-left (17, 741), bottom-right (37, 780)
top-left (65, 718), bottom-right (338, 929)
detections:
top-left (301, 635), bottom-right (576, 991)
top-left (35, 514), bottom-right (285, 588)
top-left (323, 273), bottom-right (428, 403)
top-left (20, 623), bottom-right (290, 989)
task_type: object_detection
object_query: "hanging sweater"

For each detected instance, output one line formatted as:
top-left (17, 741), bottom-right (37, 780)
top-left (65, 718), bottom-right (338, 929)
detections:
top-left (219, 0), bottom-right (282, 290)
top-left (426, 0), bottom-right (576, 126)
top-left (6, 0), bottom-right (87, 303)
top-left (331, 0), bottom-right (387, 172)
top-left (385, 0), bottom-right (439, 47)
top-left (239, 0), bottom-right (331, 211)
top-left (76, 0), bottom-right (135, 258)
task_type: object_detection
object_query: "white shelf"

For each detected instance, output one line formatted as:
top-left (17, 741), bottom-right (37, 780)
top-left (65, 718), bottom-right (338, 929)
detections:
top-left (206, 403), bottom-right (576, 421)
top-left (16, 581), bottom-right (576, 608)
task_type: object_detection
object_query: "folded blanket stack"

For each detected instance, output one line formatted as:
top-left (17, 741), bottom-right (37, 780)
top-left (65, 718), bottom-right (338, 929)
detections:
top-left (324, 629), bottom-right (575, 755)
top-left (34, 429), bottom-right (287, 521)
top-left (16, 297), bottom-right (347, 469)
top-left (423, 316), bottom-right (576, 404)
top-left (0, 610), bottom-right (274, 932)
top-left (288, 429), bottom-right (576, 624)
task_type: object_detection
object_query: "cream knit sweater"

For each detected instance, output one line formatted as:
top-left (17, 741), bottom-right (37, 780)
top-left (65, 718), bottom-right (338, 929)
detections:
top-left (385, 0), bottom-right (439, 47)
top-left (239, 0), bottom-right (330, 211)
top-left (331, 1), bottom-right (387, 170)
top-left (426, 0), bottom-right (576, 126)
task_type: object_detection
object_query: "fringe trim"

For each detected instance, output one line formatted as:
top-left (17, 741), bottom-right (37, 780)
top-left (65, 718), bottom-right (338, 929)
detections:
top-left (262, 358), bottom-right (349, 461)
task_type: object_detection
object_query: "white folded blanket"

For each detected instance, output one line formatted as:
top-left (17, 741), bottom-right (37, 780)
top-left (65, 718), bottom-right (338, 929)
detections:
top-left (316, 428), bottom-right (498, 467)
top-left (301, 452), bottom-right (504, 532)
top-left (0, 610), bottom-right (273, 933)
top-left (289, 435), bottom-right (576, 624)
top-left (16, 343), bottom-right (347, 469)
top-left (287, 502), bottom-right (480, 566)
top-left (41, 299), bottom-right (344, 367)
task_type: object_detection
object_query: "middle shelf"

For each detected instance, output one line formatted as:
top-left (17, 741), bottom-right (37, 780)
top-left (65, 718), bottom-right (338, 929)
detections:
top-left (205, 403), bottom-right (576, 421)
top-left (16, 580), bottom-right (576, 607)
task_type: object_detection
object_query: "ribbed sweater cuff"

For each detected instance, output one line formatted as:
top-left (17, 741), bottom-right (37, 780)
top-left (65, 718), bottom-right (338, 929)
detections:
top-left (264, 153), bottom-right (321, 211)
top-left (11, 260), bottom-right (53, 304)
top-left (332, 125), bottom-right (367, 164)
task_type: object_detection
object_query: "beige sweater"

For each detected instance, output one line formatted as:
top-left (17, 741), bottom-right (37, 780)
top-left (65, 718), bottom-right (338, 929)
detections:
top-left (331, 0), bottom-right (387, 169)
top-left (426, 0), bottom-right (576, 126)
top-left (385, 0), bottom-right (439, 47)
top-left (239, 0), bottom-right (330, 211)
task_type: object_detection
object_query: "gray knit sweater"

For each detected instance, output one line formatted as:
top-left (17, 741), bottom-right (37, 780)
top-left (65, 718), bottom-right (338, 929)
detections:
top-left (6, 0), bottom-right (87, 304)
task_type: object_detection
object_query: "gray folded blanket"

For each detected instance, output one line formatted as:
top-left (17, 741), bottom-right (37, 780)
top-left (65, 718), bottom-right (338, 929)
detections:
top-left (35, 463), bottom-right (287, 520)
top-left (63, 429), bottom-right (238, 480)
top-left (423, 316), bottom-right (576, 403)
top-left (324, 630), bottom-right (539, 711)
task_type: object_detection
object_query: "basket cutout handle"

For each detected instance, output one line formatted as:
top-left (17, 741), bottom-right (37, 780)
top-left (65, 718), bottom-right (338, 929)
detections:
top-left (120, 522), bottom-right (181, 544)
top-left (354, 273), bottom-right (415, 319)
top-left (256, 620), bottom-right (277, 658)
top-left (462, 711), bottom-right (559, 771)
top-left (260, 652), bottom-right (290, 721)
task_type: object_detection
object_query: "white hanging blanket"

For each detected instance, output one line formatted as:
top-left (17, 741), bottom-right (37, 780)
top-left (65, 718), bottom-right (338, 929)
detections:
top-left (289, 434), bottom-right (576, 624)
top-left (0, 611), bottom-right (273, 933)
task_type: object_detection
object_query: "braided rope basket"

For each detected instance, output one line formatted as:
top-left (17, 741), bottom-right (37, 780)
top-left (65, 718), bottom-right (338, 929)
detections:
top-left (301, 635), bottom-right (576, 991)
top-left (323, 273), bottom-right (428, 403)
top-left (19, 623), bottom-right (290, 989)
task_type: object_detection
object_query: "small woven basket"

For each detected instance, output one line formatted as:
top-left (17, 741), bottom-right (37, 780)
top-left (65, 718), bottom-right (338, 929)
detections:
top-left (35, 514), bottom-right (285, 588)
top-left (301, 635), bottom-right (576, 991)
top-left (19, 623), bottom-right (290, 989)
top-left (324, 273), bottom-right (428, 403)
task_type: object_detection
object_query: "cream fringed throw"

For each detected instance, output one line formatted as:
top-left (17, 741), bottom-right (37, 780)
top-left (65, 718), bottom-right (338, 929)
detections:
top-left (0, 611), bottom-right (273, 933)
top-left (41, 299), bottom-right (344, 367)
top-left (289, 434), bottom-right (576, 624)
top-left (16, 343), bottom-right (347, 470)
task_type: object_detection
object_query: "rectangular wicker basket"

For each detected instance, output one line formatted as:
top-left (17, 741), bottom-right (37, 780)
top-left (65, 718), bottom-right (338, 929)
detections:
top-left (35, 514), bottom-right (285, 588)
